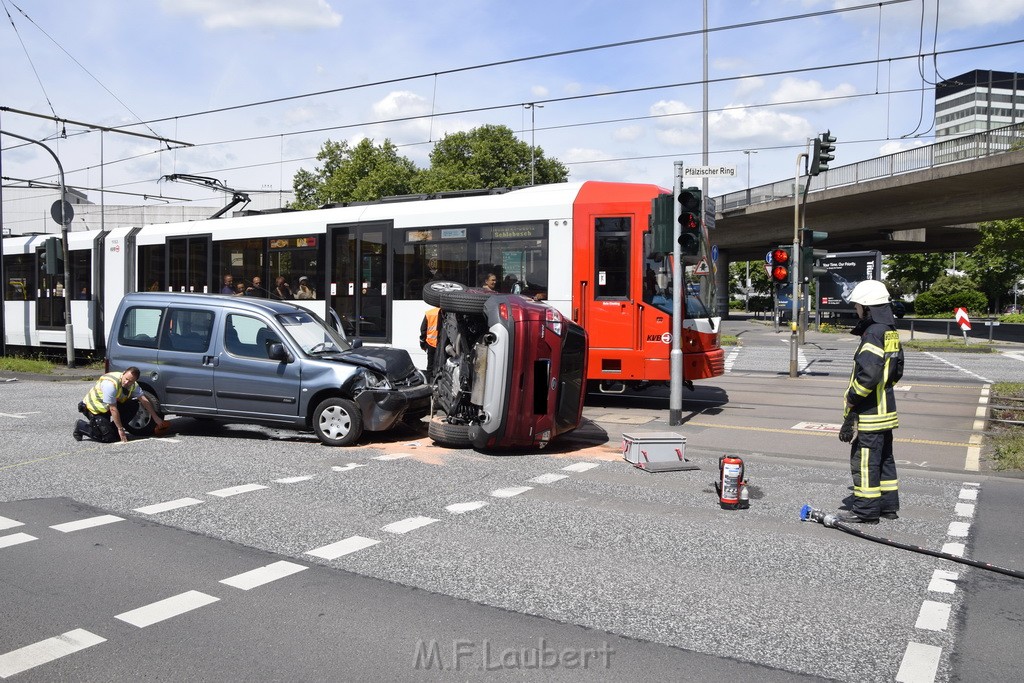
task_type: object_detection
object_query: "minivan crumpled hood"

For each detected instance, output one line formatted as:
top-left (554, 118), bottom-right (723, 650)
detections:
top-left (335, 346), bottom-right (417, 380)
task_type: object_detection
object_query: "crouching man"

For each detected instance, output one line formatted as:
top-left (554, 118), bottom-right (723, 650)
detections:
top-left (73, 366), bottom-right (168, 443)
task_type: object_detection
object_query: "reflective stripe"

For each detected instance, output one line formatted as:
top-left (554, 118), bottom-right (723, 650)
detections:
top-left (880, 479), bottom-right (899, 492)
top-left (860, 343), bottom-right (884, 358)
top-left (83, 373), bottom-right (136, 415)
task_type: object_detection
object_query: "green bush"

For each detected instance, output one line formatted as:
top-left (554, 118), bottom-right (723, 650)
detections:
top-left (729, 299), bottom-right (745, 310)
top-left (1000, 313), bottom-right (1024, 323)
top-left (912, 275), bottom-right (989, 318)
top-left (747, 295), bottom-right (773, 313)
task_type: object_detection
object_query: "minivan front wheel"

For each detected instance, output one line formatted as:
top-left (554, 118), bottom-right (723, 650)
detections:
top-left (124, 390), bottom-right (161, 437)
top-left (313, 397), bottom-right (363, 446)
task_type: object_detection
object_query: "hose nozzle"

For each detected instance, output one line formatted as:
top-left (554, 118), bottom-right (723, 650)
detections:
top-left (800, 504), bottom-right (839, 528)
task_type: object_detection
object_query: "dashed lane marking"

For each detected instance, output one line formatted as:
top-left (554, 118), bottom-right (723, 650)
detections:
top-left (923, 351), bottom-right (993, 384)
top-left (332, 463), bottom-right (367, 472)
top-left (220, 561), bottom-right (308, 591)
top-left (561, 463), bottom-right (599, 473)
top-left (0, 516), bottom-right (24, 531)
top-left (927, 570), bottom-right (958, 594)
top-left (134, 498), bottom-right (204, 514)
top-left (372, 453), bottom-right (412, 461)
top-left (941, 542), bottom-right (965, 557)
top-left (115, 590), bottom-right (220, 628)
top-left (954, 502), bottom-right (975, 518)
top-left (207, 483), bottom-right (268, 498)
top-left (275, 475), bottom-right (314, 484)
top-left (50, 514), bottom-right (124, 533)
top-left (915, 601), bottom-right (952, 632)
top-left (958, 488), bottom-right (978, 500)
top-left (896, 642), bottom-right (942, 683)
top-left (529, 473), bottom-right (569, 484)
top-left (0, 628), bottom-right (106, 679)
top-left (381, 516), bottom-right (439, 534)
top-left (947, 521), bottom-right (971, 538)
top-left (305, 535), bottom-right (380, 560)
top-left (0, 532), bottom-right (37, 549)
top-left (490, 486), bottom-right (533, 498)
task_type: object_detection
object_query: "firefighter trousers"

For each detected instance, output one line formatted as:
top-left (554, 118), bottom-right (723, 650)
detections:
top-left (849, 430), bottom-right (899, 520)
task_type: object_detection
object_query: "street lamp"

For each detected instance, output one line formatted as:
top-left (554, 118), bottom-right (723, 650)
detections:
top-left (524, 103), bottom-right (543, 185)
top-left (743, 150), bottom-right (757, 203)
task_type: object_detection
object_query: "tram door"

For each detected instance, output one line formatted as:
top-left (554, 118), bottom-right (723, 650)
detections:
top-left (166, 236), bottom-right (212, 293)
top-left (330, 223), bottom-right (390, 342)
top-left (583, 215), bottom-right (641, 377)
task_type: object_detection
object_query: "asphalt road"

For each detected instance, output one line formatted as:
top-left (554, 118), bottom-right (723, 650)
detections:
top-left (2, 366), bottom-right (1021, 682)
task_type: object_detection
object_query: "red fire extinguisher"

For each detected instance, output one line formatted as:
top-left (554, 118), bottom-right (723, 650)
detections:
top-left (717, 455), bottom-right (749, 510)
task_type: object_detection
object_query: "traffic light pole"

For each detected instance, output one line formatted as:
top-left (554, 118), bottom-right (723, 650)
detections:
top-left (669, 166), bottom-right (683, 425)
top-left (790, 153), bottom-right (805, 378)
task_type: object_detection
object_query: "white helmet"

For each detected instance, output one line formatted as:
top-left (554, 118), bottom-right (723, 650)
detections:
top-left (849, 280), bottom-right (890, 306)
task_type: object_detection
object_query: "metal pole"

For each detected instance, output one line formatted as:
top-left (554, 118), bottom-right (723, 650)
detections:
top-left (790, 154), bottom-right (801, 377)
top-left (702, 0), bottom-right (712, 313)
top-left (669, 163), bottom-right (683, 426)
top-left (0, 130), bottom-right (75, 367)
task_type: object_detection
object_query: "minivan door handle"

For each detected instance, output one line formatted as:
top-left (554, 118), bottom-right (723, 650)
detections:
top-left (202, 355), bottom-right (219, 367)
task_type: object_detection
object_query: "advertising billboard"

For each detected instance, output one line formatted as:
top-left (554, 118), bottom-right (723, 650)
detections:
top-left (817, 250), bottom-right (882, 313)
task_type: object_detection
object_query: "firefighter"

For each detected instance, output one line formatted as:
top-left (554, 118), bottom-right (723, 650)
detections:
top-left (73, 367), bottom-right (168, 443)
top-left (836, 280), bottom-right (904, 524)
top-left (419, 306), bottom-right (441, 378)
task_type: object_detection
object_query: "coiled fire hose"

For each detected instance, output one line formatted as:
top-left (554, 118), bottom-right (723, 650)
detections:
top-left (799, 505), bottom-right (1024, 580)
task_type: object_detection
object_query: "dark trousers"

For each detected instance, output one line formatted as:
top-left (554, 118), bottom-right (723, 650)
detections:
top-left (849, 430), bottom-right (900, 519)
top-left (76, 401), bottom-right (139, 442)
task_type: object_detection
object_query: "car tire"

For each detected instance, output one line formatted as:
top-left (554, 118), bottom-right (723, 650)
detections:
top-left (439, 288), bottom-right (491, 314)
top-left (124, 390), bottom-right (161, 437)
top-left (428, 417), bottom-right (472, 447)
top-left (313, 397), bottom-right (363, 446)
top-left (423, 281), bottom-right (466, 307)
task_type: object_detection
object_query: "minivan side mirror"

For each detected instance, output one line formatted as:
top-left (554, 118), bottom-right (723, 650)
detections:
top-left (267, 342), bottom-right (292, 362)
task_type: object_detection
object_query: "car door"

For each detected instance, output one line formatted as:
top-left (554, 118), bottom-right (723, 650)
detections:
top-left (155, 307), bottom-right (218, 415)
top-left (214, 312), bottom-right (303, 422)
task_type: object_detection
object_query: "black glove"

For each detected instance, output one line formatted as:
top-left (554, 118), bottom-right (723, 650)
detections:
top-left (839, 415), bottom-right (857, 443)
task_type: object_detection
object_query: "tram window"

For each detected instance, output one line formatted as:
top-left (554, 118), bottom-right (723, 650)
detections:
top-left (594, 217), bottom-right (630, 300)
top-left (138, 245), bottom-right (165, 292)
top-left (215, 239), bottom-right (263, 294)
top-left (393, 230), bottom-right (469, 299)
top-left (70, 250), bottom-right (91, 300)
top-left (3, 254), bottom-right (35, 301)
top-left (268, 236), bottom-right (323, 300)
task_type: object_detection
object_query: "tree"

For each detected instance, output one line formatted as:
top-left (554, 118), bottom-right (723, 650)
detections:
top-left (882, 253), bottom-right (949, 298)
top-left (960, 218), bottom-right (1024, 311)
top-left (913, 274), bottom-right (988, 317)
top-left (413, 124), bottom-right (568, 192)
top-left (291, 138), bottom-right (419, 209)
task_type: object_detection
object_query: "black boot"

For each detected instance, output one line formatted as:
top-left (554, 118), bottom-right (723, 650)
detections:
top-left (834, 511), bottom-right (879, 525)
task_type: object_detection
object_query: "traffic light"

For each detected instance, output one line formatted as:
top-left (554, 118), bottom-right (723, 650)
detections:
top-left (677, 186), bottom-right (702, 256)
top-left (810, 130), bottom-right (836, 176)
top-left (769, 246), bottom-right (791, 285)
top-left (799, 229), bottom-right (828, 282)
top-left (42, 236), bottom-right (63, 276)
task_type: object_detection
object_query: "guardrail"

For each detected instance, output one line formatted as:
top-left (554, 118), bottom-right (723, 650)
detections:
top-left (717, 121), bottom-right (1024, 212)
top-left (907, 318), bottom-right (1004, 343)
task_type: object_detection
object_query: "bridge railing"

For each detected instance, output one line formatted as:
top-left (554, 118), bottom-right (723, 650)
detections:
top-left (719, 121), bottom-right (1024, 211)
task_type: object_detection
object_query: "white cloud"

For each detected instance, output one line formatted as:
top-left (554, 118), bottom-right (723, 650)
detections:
top-left (769, 77), bottom-right (856, 108)
top-left (711, 106), bottom-right (811, 142)
top-left (563, 82), bottom-right (583, 95)
top-left (372, 91), bottom-right (432, 120)
top-left (878, 139), bottom-right (927, 156)
top-left (531, 85), bottom-right (549, 98)
top-left (612, 125), bottom-right (644, 142)
top-left (161, 0), bottom-right (342, 30)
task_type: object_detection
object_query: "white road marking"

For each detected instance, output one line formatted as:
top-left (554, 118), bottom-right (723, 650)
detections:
top-left (207, 483), bottom-right (268, 498)
top-left (941, 542), bottom-right (965, 557)
top-left (958, 488), bottom-right (978, 500)
top-left (490, 486), bottom-right (533, 498)
top-left (220, 561), bottom-right (308, 590)
top-left (0, 628), bottom-right (106, 679)
top-left (305, 535), bottom-right (380, 560)
top-left (0, 516), bottom-right (24, 531)
top-left (529, 473), bottom-right (569, 484)
top-left (561, 463), bottom-right (599, 473)
top-left (115, 590), bottom-right (219, 628)
top-left (446, 501), bottom-right (488, 514)
top-left (923, 351), bottom-right (993, 383)
top-left (896, 642), bottom-right (942, 683)
top-left (372, 453), bottom-right (412, 461)
top-left (927, 570), bottom-right (958, 594)
top-left (723, 347), bottom-right (740, 373)
top-left (50, 515), bottom-right (124, 533)
top-left (947, 521), bottom-right (971, 538)
top-left (792, 421), bottom-right (841, 433)
top-left (134, 498), bottom-right (203, 514)
top-left (0, 533), bottom-right (37, 549)
top-left (0, 413), bottom-right (27, 419)
top-left (381, 516), bottom-right (439, 534)
top-left (954, 502), bottom-right (975, 518)
top-left (914, 601), bottom-right (952, 632)
top-left (332, 463), bottom-right (367, 472)
top-left (275, 475), bottom-right (314, 484)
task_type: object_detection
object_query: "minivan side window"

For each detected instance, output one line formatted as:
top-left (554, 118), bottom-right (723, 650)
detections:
top-left (225, 314), bottom-right (277, 360)
top-left (159, 308), bottom-right (214, 353)
top-left (117, 306), bottom-right (163, 349)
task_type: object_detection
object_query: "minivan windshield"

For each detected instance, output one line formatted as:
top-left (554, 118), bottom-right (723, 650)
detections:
top-left (278, 310), bottom-right (353, 355)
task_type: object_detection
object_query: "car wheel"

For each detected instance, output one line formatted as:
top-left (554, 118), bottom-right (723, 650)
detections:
top-left (439, 288), bottom-right (492, 314)
top-left (313, 397), bottom-right (363, 446)
top-left (124, 390), bottom-right (161, 437)
top-left (423, 280), bottom-right (466, 307)
top-left (428, 417), bottom-right (472, 447)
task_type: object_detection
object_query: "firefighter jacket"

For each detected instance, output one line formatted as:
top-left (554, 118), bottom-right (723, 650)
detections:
top-left (844, 305), bottom-right (904, 432)
top-left (83, 372), bottom-right (138, 415)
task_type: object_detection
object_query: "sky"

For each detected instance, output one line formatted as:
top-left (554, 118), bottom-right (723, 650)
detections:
top-left (2, 0), bottom-right (1024, 217)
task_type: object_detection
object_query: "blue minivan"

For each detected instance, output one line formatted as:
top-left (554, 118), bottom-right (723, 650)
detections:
top-left (106, 293), bottom-right (430, 446)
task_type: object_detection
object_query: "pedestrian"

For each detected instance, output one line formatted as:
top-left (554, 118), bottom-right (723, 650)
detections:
top-left (295, 276), bottom-right (315, 299)
top-left (246, 276), bottom-right (267, 297)
top-left (272, 275), bottom-right (293, 300)
top-left (220, 274), bottom-right (235, 295)
top-left (836, 280), bottom-right (904, 524)
top-left (73, 366), bottom-right (168, 443)
top-left (419, 305), bottom-right (441, 377)
top-left (480, 272), bottom-right (497, 291)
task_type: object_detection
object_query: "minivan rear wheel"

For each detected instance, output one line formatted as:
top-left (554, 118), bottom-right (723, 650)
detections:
top-left (423, 280), bottom-right (466, 307)
top-left (125, 390), bottom-right (161, 437)
top-left (313, 397), bottom-right (363, 446)
top-left (427, 417), bottom-right (472, 447)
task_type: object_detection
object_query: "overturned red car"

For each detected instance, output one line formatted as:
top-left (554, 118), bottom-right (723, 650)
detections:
top-left (423, 281), bottom-right (588, 450)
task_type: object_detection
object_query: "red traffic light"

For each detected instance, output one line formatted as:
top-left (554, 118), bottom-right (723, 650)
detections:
top-left (771, 248), bottom-right (789, 264)
top-left (771, 265), bottom-right (789, 283)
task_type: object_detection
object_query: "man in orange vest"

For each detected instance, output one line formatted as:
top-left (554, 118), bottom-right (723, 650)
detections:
top-left (419, 306), bottom-right (440, 378)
